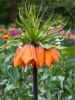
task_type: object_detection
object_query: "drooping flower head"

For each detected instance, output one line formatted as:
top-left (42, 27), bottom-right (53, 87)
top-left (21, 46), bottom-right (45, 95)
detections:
top-left (13, 45), bottom-right (60, 68)
top-left (12, 4), bottom-right (63, 68)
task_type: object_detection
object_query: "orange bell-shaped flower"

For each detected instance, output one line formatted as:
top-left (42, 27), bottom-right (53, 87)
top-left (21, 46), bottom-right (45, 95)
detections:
top-left (50, 48), bottom-right (60, 64)
top-left (13, 47), bottom-right (25, 67)
top-left (13, 45), bottom-right (37, 67)
top-left (45, 49), bottom-right (53, 68)
top-left (13, 45), bottom-right (61, 68)
top-left (53, 48), bottom-right (60, 58)
top-left (21, 45), bottom-right (36, 66)
top-left (36, 46), bottom-right (44, 68)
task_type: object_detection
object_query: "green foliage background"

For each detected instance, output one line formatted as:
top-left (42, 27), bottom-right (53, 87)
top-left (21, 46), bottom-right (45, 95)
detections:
top-left (0, 0), bottom-right (75, 28)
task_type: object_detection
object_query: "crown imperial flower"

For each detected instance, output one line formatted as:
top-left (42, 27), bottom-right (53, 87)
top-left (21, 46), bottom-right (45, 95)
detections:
top-left (13, 45), bottom-right (60, 68)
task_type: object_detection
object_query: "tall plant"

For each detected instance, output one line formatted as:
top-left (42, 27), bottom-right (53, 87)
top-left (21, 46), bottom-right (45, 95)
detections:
top-left (0, 4), bottom-right (68, 100)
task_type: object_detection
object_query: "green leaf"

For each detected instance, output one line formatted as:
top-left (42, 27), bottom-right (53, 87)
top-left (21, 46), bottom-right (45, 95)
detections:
top-left (61, 46), bottom-right (75, 56)
top-left (47, 92), bottom-right (52, 100)
top-left (0, 40), bottom-right (22, 51)
top-left (39, 43), bottom-right (57, 49)
top-left (5, 84), bottom-right (16, 93)
top-left (41, 70), bottom-right (49, 80)
top-left (16, 19), bottom-right (25, 29)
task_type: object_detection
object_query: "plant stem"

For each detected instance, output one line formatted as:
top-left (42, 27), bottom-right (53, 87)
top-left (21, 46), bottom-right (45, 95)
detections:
top-left (33, 66), bottom-right (38, 100)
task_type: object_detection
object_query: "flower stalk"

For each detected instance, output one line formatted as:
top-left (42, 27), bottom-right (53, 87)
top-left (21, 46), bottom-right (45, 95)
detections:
top-left (33, 66), bottom-right (38, 100)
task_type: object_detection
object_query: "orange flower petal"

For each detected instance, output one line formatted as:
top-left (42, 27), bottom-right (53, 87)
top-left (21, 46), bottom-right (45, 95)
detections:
top-left (36, 46), bottom-right (44, 68)
top-left (21, 45), bottom-right (36, 66)
top-left (25, 45), bottom-right (36, 67)
top-left (13, 47), bottom-right (25, 67)
top-left (13, 57), bottom-right (23, 67)
top-left (45, 49), bottom-right (53, 67)
top-left (50, 48), bottom-right (60, 64)
top-left (13, 46), bottom-right (26, 67)
top-left (30, 45), bottom-right (37, 63)
top-left (54, 48), bottom-right (60, 58)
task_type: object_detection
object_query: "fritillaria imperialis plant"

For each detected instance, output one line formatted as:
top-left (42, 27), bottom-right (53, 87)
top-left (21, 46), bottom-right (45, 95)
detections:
top-left (0, 4), bottom-right (66, 100)
top-left (14, 5), bottom-right (62, 100)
